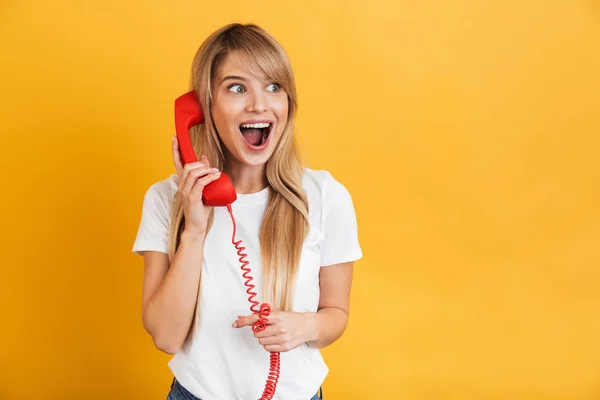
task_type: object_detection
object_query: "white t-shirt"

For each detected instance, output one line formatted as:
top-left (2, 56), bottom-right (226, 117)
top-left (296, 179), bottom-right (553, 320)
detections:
top-left (132, 167), bottom-right (362, 400)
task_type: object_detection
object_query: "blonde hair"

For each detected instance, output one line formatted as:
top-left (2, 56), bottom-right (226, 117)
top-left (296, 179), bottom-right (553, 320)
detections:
top-left (167, 23), bottom-right (309, 349)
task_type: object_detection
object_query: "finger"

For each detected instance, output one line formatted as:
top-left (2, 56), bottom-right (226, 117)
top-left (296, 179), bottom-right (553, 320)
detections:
top-left (232, 314), bottom-right (260, 328)
top-left (257, 334), bottom-right (283, 346)
top-left (180, 161), bottom-right (206, 193)
top-left (172, 136), bottom-right (184, 178)
top-left (200, 154), bottom-right (210, 169)
top-left (254, 324), bottom-right (286, 338)
top-left (264, 311), bottom-right (281, 325)
top-left (182, 165), bottom-right (216, 196)
top-left (189, 171), bottom-right (221, 199)
top-left (263, 343), bottom-right (295, 353)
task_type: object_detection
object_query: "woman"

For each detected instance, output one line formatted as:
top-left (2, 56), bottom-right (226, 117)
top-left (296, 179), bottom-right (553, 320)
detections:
top-left (132, 23), bottom-right (362, 400)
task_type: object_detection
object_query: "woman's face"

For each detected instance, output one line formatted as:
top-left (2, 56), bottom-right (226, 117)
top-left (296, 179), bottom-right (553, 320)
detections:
top-left (211, 51), bottom-right (289, 168)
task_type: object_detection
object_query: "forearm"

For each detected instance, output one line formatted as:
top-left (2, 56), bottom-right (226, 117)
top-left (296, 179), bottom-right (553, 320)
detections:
top-left (307, 307), bottom-right (348, 349)
top-left (142, 228), bottom-right (205, 353)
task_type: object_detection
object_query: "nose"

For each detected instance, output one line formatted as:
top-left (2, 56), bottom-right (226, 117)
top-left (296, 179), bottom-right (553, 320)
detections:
top-left (246, 90), bottom-right (267, 113)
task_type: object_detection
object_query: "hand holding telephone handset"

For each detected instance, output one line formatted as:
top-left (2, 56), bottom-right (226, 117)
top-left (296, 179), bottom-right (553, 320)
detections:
top-left (174, 91), bottom-right (237, 206)
top-left (174, 91), bottom-right (280, 400)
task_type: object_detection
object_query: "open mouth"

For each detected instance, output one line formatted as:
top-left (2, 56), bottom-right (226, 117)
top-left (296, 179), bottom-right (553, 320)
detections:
top-left (239, 122), bottom-right (272, 148)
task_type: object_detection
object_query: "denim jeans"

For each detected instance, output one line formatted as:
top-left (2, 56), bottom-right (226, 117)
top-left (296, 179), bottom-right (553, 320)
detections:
top-left (167, 378), bottom-right (323, 400)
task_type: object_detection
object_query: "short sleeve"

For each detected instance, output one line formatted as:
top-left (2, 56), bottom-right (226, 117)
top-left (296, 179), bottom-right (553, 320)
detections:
top-left (319, 173), bottom-right (363, 266)
top-left (131, 184), bottom-right (172, 256)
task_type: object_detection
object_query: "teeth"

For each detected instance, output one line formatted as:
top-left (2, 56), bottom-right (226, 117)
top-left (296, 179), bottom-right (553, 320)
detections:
top-left (241, 123), bottom-right (271, 129)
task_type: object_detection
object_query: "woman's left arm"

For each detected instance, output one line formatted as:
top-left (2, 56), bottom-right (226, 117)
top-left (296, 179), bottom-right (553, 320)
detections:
top-left (232, 261), bottom-right (353, 352)
top-left (307, 261), bottom-right (354, 349)
top-left (233, 175), bottom-right (361, 351)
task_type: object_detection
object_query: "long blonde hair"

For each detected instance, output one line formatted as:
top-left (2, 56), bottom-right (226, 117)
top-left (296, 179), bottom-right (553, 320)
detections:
top-left (167, 23), bottom-right (309, 349)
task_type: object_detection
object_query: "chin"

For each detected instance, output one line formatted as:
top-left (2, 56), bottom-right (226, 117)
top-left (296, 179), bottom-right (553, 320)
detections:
top-left (238, 145), bottom-right (277, 167)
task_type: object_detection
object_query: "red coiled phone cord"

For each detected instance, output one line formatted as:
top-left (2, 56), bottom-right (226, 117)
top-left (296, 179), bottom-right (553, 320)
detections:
top-left (227, 205), bottom-right (280, 400)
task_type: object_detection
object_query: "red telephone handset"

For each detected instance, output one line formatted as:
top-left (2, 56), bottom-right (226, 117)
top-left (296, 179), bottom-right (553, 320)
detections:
top-left (174, 91), bottom-right (280, 400)
top-left (174, 91), bottom-right (237, 207)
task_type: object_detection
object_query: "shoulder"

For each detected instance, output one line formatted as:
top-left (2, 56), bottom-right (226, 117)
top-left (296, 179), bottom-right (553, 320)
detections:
top-left (142, 173), bottom-right (179, 211)
top-left (301, 167), bottom-right (362, 264)
top-left (153, 173), bottom-right (179, 195)
top-left (301, 167), bottom-right (352, 205)
top-left (132, 174), bottom-right (178, 255)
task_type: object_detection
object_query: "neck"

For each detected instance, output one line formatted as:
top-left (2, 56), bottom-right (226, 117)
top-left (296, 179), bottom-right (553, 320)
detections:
top-left (224, 157), bottom-right (269, 194)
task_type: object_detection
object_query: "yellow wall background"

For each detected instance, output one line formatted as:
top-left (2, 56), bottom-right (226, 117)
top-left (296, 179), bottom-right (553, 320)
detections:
top-left (1, 0), bottom-right (599, 398)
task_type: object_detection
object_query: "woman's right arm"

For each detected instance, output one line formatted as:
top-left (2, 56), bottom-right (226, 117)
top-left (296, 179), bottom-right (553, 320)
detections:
top-left (140, 137), bottom-right (221, 354)
top-left (140, 227), bottom-right (206, 354)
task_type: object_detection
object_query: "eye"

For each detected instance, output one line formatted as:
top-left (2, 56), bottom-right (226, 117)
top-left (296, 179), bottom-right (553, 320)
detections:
top-left (267, 83), bottom-right (280, 92)
top-left (228, 84), bottom-right (246, 94)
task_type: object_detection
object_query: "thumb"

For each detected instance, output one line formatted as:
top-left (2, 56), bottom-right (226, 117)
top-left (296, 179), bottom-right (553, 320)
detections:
top-left (200, 155), bottom-right (210, 168)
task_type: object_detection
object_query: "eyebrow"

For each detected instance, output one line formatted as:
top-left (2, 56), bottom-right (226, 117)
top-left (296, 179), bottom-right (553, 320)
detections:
top-left (221, 75), bottom-right (246, 84)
